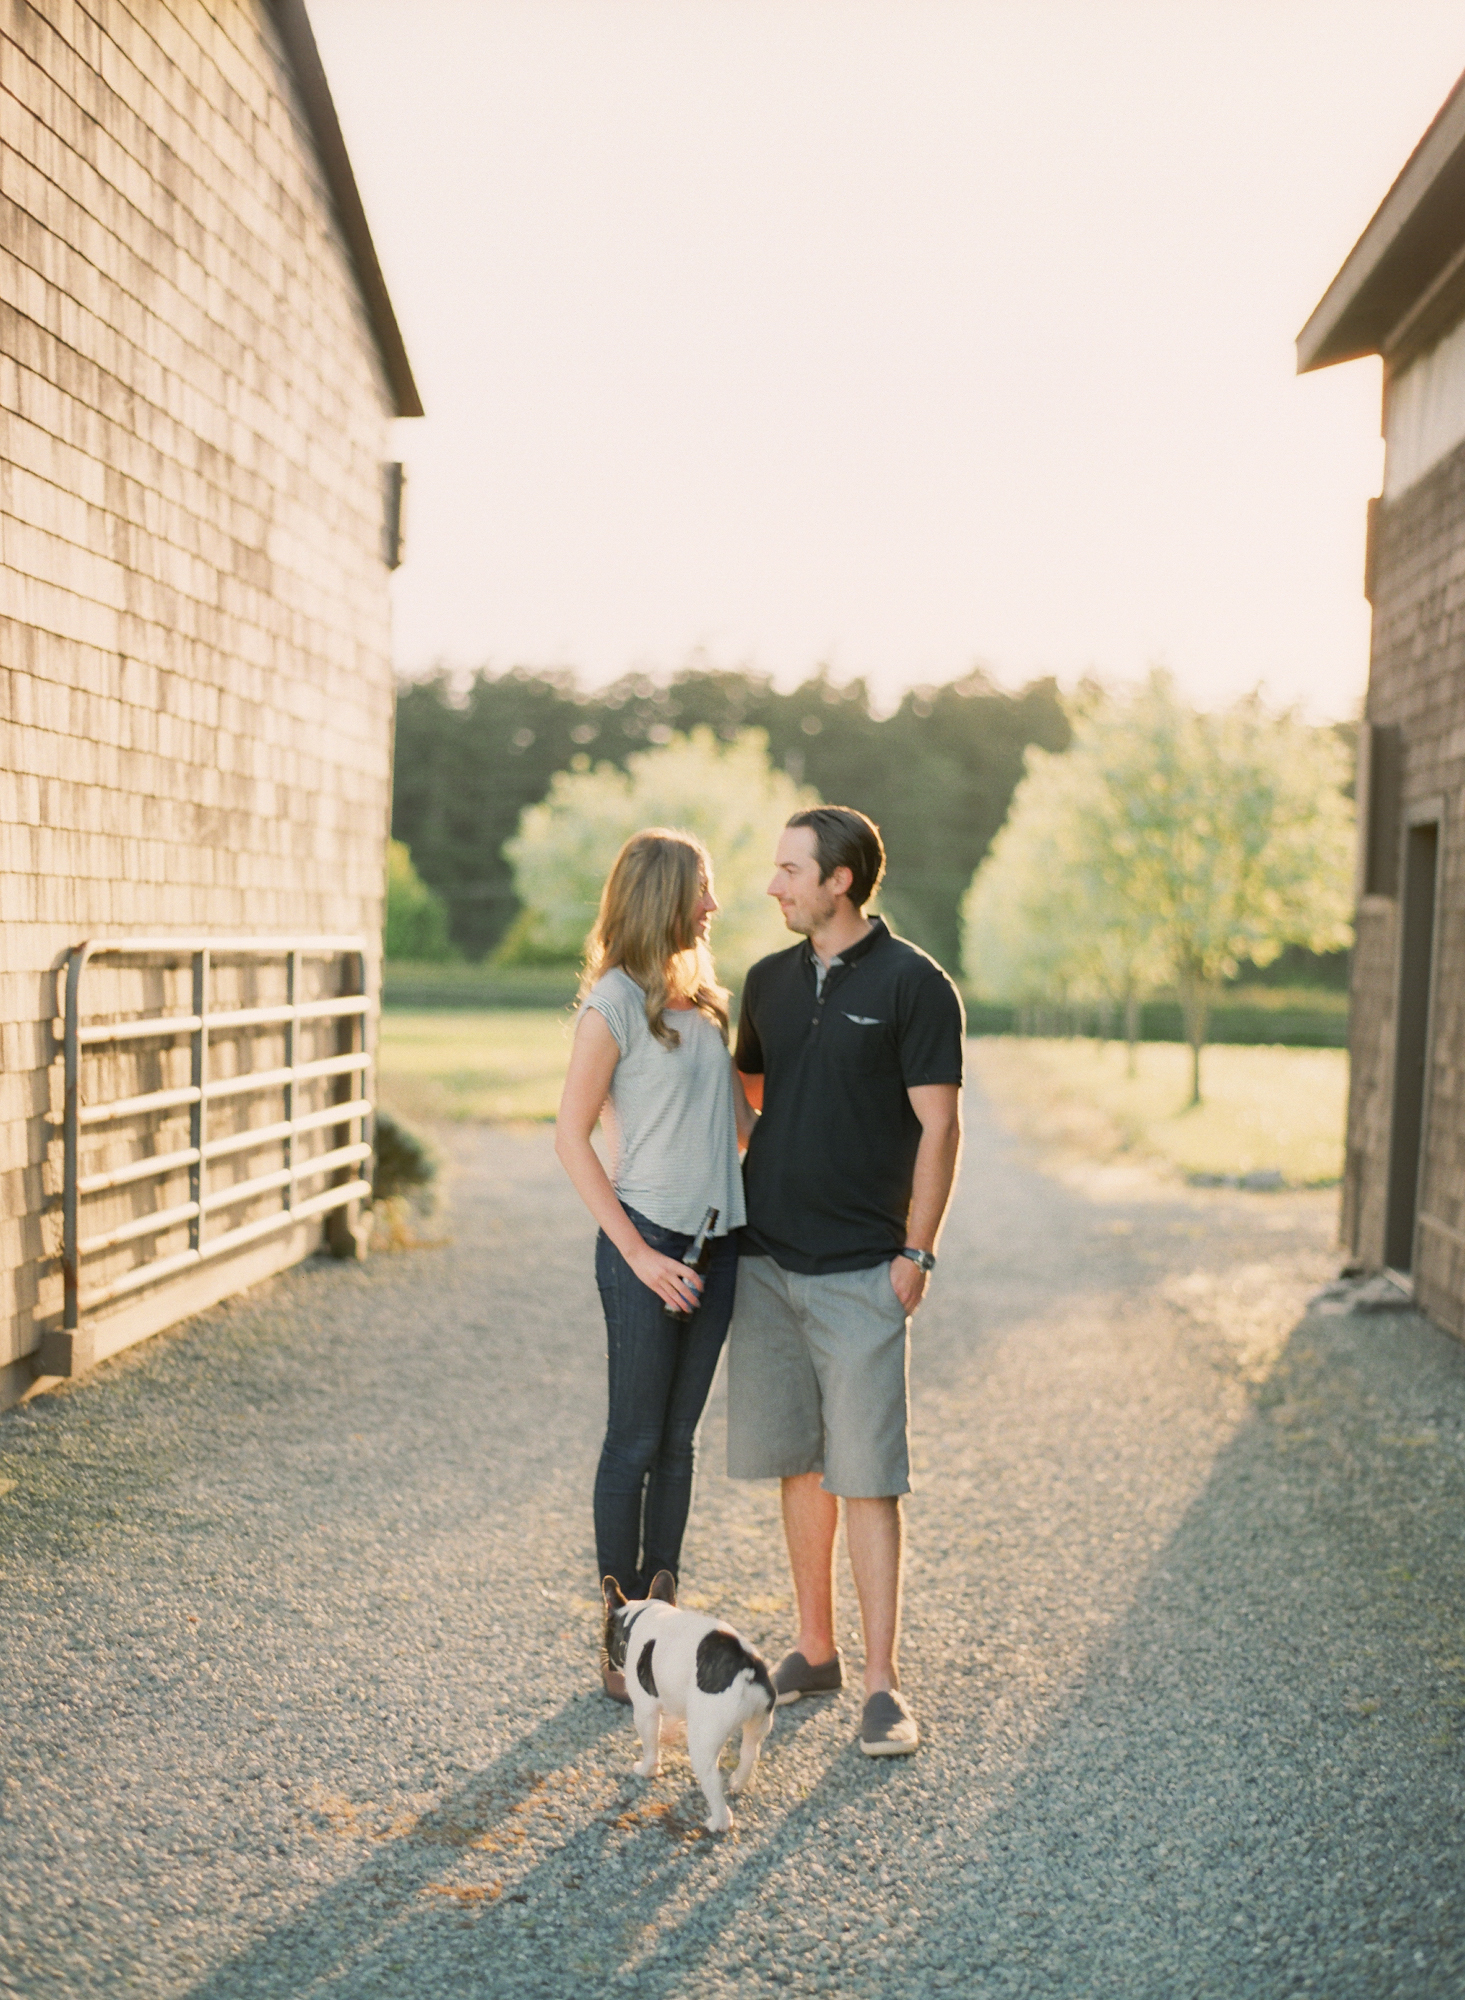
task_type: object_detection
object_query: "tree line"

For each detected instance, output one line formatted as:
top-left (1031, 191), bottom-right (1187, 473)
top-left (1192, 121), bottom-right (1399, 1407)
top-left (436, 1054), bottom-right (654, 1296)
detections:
top-left (391, 664), bottom-right (1071, 971)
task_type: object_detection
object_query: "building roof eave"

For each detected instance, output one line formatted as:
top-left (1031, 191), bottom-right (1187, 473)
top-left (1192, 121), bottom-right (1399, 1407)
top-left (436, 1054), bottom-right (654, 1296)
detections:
top-left (1297, 67), bottom-right (1465, 376)
top-left (268, 0), bottom-right (424, 418)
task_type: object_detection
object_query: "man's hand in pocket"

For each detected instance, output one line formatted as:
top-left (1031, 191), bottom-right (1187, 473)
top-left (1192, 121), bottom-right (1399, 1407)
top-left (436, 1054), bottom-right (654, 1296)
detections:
top-left (889, 1254), bottom-right (929, 1315)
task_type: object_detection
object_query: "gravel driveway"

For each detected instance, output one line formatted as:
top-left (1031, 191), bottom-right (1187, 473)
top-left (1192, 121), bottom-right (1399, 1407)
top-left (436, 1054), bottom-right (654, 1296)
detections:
top-left (3, 1065), bottom-right (1465, 1998)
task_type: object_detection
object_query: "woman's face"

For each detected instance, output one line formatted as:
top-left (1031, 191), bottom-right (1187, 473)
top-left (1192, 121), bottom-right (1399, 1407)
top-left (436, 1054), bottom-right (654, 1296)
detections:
top-left (693, 871), bottom-right (719, 942)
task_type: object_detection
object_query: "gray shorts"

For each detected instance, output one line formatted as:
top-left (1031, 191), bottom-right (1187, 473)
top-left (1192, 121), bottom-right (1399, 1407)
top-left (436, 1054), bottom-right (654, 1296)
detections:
top-left (726, 1254), bottom-right (911, 1498)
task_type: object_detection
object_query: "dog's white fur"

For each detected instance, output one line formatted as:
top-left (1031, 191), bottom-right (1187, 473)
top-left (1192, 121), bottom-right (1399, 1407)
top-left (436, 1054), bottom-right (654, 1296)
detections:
top-left (603, 1573), bottom-right (775, 1833)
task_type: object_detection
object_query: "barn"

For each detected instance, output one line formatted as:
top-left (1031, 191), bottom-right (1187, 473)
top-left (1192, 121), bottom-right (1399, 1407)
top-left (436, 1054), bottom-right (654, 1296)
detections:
top-left (1298, 68), bottom-right (1465, 1332)
top-left (1, 0), bottom-right (420, 1408)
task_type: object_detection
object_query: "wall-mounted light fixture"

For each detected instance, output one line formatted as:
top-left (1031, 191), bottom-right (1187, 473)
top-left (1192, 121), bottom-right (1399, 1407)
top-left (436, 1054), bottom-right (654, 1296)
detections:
top-left (382, 462), bottom-right (406, 570)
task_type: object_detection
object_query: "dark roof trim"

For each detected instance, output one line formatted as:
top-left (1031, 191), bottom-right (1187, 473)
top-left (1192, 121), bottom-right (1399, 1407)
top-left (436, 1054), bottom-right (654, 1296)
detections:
top-left (267, 0), bottom-right (424, 417)
top-left (1297, 67), bottom-right (1465, 376)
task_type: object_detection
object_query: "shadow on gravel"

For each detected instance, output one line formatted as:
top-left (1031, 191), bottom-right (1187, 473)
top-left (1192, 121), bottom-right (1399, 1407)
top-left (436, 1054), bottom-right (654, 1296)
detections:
top-left (176, 1679), bottom-right (860, 1999)
top-left (920, 1304), bottom-right (1465, 1998)
top-left (179, 1694), bottom-right (629, 2000)
top-left (176, 1688), bottom-right (856, 2000)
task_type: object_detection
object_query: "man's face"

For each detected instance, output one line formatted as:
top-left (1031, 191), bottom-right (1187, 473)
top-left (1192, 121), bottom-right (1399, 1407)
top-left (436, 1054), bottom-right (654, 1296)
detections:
top-left (768, 826), bottom-right (843, 936)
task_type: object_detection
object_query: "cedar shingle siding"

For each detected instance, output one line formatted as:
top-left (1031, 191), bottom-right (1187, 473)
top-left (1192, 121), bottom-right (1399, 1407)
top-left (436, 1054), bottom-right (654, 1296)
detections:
top-left (1346, 438), bottom-right (1465, 1327)
top-left (1, 1), bottom-right (402, 1405)
top-left (1300, 70), bottom-right (1465, 1336)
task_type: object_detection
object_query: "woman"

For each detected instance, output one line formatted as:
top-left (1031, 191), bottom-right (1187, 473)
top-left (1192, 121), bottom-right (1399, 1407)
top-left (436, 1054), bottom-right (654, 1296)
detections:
top-left (555, 828), bottom-right (753, 1701)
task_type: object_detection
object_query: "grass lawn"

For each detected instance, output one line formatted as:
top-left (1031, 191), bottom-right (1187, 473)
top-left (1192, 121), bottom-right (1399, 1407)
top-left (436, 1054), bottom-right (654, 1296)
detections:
top-left (378, 1012), bottom-right (1349, 1187)
top-left (376, 1009), bottom-right (576, 1124)
top-left (969, 1037), bottom-right (1347, 1187)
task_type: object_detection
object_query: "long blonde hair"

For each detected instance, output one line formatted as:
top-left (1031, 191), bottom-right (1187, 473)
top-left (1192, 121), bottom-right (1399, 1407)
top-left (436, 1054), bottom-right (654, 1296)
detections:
top-left (580, 829), bottom-right (730, 1048)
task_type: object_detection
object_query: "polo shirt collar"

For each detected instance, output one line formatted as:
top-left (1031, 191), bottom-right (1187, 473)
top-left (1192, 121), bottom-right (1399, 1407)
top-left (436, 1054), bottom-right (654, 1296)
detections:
top-left (803, 914), bottom-right (890, 978)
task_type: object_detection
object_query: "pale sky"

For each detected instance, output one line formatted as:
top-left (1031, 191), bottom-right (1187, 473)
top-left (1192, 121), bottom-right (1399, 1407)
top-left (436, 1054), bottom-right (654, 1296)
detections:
top-left (311, 1), bottom-right (1465, 719)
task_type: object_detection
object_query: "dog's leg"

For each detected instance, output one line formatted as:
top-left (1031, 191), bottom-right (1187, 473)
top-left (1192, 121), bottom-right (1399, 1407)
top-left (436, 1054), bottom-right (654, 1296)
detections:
top-left (631, 1699), bottom-right (662, 1780)
top-left (727, 1704), bottom-right (774, 1797)
top-left (686, 1707), bottom-right (734, 1833)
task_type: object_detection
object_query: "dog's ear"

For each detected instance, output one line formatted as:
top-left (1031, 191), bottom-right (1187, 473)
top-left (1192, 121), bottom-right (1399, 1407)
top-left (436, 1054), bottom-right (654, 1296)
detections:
top-left (602, 1576), bottom-right (627, 1612)
top-left (648, 1570), bottom-right (677, 1605)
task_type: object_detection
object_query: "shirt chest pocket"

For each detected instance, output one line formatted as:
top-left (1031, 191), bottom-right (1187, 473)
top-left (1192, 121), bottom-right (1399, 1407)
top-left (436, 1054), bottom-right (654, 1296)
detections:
top-left (827, 1005), bottom-right (900, 1071)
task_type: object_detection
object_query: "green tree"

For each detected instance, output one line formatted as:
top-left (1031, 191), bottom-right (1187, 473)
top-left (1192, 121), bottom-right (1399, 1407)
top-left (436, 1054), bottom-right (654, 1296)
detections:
top-left (503, 728), bottom-right (815, 981)
top-left (1094, 674), bottom-right (1353, 1103)
top-left (962, 674), bottom-right (1355, 1102)
top-left (391, 669), bottom-right (589, 960)
top-left (961, 752), bottom-right (1087, 1007)
top-left (383, 840), bottom-right (455, 962)
top-left (962, 738), bottom-right (1166, 1065)
top-left (873, 675), bottom-right (1071, 967)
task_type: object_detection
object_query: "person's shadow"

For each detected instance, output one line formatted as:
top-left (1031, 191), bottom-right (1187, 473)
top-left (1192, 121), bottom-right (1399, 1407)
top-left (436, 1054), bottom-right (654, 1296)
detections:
top-left (180, 1679), bottom-right (849, 1998)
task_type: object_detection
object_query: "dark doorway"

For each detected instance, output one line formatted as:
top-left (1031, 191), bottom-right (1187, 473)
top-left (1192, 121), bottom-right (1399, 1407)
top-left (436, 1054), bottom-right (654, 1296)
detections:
top-left (1385, 820), bottom-right (1440, 1272)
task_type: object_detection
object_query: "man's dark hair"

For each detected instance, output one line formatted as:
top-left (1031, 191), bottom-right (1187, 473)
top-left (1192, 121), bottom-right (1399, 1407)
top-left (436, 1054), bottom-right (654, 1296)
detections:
top-left (787, 806), bottom-right (886, 910)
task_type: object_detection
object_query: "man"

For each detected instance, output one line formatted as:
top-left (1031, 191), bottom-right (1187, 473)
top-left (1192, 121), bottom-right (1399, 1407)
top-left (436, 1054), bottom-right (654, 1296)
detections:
top-left (729, 805), bottom-right (964, 1756)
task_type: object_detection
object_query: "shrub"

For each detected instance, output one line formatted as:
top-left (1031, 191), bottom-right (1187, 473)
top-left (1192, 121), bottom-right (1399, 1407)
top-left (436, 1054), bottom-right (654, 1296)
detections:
top-left (372, 1109), bottom-right (439, 1212)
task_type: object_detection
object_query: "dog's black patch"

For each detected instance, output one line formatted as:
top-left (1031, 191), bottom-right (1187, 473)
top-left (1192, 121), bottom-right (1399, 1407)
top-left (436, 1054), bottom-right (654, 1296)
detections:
top-left (604, 1607), bottom-right (628, 1672)
top-left (636, 1639), bottom-right (658, 1698)
top-left (602, 1577), bottom-right (631, 1670)
top-left (696, 1629), bottom-right (775, 1703)
top-left (648, 1570), bottom-right (677, 1604)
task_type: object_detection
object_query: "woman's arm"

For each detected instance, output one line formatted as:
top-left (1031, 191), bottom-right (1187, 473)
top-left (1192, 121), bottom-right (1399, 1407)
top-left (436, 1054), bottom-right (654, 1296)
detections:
top-left (554, 1008), bottom-right (704, 1312)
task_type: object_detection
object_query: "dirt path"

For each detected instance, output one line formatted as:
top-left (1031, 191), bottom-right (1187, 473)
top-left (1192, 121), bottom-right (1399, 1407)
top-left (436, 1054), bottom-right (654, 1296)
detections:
top-left (2, 1066), bottom-right (1464, 1997)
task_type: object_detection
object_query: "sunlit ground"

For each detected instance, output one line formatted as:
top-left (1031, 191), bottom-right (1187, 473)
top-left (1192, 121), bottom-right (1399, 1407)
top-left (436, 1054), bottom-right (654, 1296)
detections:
top-left (969, 1036), bottom-right (1347, 1187)
top-left (378, 1012), bottom-right (1347, 1186)
top-left (376, 1008), bottom-right (575, 1123)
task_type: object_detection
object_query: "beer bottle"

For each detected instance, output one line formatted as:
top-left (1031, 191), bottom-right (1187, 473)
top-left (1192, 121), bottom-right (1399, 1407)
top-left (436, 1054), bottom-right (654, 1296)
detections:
top-left (665, 1206), bottom-right (719, 1322)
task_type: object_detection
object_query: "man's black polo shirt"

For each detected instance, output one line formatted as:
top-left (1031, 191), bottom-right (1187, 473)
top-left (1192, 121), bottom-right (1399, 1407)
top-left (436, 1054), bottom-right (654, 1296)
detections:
top-left (734, 917), bottom-right (965, 1274)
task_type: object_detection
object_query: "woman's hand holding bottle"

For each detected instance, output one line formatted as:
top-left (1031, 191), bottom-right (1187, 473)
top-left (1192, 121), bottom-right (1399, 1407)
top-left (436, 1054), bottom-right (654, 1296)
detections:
top-left (630, 1244), bottom-right (704, 1313)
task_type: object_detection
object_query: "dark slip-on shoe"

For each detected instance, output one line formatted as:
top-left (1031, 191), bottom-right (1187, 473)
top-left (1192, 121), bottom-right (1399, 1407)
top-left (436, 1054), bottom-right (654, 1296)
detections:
top-left (602, 1665), bottom-right (632, 1706)
top-left (772, 1649), bottom-right (845, 1706)
top-left (859, 1689), bottom-right (919, 1756)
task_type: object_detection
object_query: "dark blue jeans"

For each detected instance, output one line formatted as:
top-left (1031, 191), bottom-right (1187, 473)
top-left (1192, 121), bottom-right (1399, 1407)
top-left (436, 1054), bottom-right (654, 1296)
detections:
top-left (593, 1206), bottom-right (737, 1599)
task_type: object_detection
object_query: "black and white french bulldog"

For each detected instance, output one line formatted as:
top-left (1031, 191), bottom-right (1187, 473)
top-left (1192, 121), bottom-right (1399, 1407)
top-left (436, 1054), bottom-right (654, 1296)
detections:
top-left (602, 1572), bottom-right (776, 1833)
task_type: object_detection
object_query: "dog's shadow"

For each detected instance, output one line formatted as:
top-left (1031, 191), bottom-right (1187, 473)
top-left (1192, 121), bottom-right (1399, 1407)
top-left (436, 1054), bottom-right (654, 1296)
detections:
top-left (178, 1681), bottom-right (844, 1999)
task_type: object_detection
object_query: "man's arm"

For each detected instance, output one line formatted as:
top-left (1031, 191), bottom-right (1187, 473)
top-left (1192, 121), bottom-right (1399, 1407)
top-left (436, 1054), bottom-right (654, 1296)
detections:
top-left (890, 1082), bottom-right (962, 1314)
top-left (733, 968), bottom-right (765, 1118)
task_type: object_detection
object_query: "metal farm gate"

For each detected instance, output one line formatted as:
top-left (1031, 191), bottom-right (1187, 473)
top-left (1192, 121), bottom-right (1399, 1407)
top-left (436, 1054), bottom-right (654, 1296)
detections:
top-left (46, 938), bottom-right (374, 1376)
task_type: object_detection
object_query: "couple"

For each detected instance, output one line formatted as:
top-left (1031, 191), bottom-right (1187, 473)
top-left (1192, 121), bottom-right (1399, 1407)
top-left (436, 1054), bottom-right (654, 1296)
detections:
top-left (555, 806), bottom-right (964, 1757)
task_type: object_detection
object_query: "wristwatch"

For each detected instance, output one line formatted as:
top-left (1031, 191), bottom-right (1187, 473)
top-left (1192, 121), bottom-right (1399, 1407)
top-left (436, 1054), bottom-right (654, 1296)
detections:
top-left (898, 1247), bottom-right (936, 1273)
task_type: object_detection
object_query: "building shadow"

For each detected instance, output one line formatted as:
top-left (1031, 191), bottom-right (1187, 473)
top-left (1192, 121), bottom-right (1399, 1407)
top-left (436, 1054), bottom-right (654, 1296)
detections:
top-left (896, 1298), bottom-right (1465, 1996)
top-left (622, 1300), bottom-right (1465, 1998)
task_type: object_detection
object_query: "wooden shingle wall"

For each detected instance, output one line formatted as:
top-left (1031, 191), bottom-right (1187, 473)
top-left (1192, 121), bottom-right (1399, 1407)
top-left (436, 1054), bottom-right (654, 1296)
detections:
top-left (1346, 430), bottom-right (1465, 1332)
top-left (0, 0), bottom-right (397, 1404)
